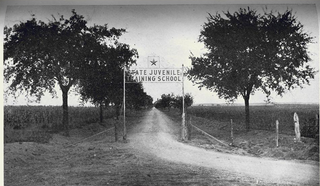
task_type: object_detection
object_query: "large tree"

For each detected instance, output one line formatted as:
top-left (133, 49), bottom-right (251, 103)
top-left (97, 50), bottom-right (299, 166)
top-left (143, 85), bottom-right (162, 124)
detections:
top-left (187, 8), bottom-right (316, 131)
top-left (4, 10), bottom-right (126, 135)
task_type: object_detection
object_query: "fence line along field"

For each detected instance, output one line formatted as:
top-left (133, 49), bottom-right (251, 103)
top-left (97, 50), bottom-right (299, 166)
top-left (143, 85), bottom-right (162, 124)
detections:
top-left (4, 106), bottom-right (116, 143)
top-left (188, 104), bottom-right (319, 137)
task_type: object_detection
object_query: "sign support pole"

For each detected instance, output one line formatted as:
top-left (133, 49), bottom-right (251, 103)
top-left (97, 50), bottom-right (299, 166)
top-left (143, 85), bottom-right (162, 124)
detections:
top-left (123, 66), bottom-right (127, 141)
top-left (181, 64), bottom-right (186, 141)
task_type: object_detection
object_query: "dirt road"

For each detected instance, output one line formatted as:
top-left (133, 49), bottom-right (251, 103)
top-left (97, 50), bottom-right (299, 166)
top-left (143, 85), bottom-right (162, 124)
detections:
top-left (128, 108), bottom-right (319, 185)
top-left (4, 108), bottom-right (319, 185)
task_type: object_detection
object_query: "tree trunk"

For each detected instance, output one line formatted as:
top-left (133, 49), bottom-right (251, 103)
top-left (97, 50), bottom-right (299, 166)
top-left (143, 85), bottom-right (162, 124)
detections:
top-left (244, 96), bottom-right (250, 132)
top-left (61, 87), bottom-right (69, 136)
top-left (115, 104), bottom-right (120, 120)
top-left (187, 115), bottom-right (192, 140)
top-left (230, 119), bottom-right (234, 146)
top-left (114, 104), bottom-right (120, 142)
top-left (114, 120), bottom-right (118, 142)
top-left (99, 102), bottom-right (103, 124)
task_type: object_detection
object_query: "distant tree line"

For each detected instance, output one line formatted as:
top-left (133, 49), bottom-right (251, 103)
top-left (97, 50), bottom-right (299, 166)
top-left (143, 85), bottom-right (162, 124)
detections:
top-left (154, 93), bottom-right (193, 113)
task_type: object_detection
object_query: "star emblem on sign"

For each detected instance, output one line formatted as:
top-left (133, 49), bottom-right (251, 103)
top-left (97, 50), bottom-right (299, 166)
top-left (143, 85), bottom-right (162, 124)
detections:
top-left (150, 59), bottom-right (157, 66)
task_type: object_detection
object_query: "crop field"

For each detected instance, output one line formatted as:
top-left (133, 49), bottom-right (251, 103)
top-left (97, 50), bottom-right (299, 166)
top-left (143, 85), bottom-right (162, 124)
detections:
top-left (188, 104), bottom-right (319, 136)
top-left (4, 105), bottom-right (116, 129)
top-left (3, 105), bottom-right (117, 143)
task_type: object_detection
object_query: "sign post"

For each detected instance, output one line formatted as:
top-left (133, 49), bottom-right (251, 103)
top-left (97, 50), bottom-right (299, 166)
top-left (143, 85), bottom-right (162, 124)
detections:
top-left (123, 66), bottom-right (127, 141)
top-left (181, 64), bottom-right (187, 141)
top-left (276, 120), bottom-right (279, 147)
top-left (230, 119), bottom-right (234, 146)
top-left (182, 64), bottom-right (185, 116)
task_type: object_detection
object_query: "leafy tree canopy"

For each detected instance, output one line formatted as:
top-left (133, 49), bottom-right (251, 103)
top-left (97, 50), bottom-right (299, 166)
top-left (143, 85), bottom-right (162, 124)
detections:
top-left (187, 7), bottom-right (316, 130)
top-left (78, 43), bottom-right (138, 106)
top-left (188, 8), bottom-right (316, 101)
top-left (4, 9), bottom-right (125, 101)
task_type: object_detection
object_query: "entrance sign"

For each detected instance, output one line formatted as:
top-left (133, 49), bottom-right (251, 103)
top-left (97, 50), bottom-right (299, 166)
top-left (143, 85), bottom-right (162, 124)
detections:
top-left (122, 58), bottom-right (187, 141)
top-left (126, 68), bottom-right (182, 83)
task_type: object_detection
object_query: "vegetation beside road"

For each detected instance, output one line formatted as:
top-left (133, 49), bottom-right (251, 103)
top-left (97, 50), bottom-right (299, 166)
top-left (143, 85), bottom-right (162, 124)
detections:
top-left (162, 104), bottom-right (319, 162)
top-left (3, 105), bottom-right (136, 143)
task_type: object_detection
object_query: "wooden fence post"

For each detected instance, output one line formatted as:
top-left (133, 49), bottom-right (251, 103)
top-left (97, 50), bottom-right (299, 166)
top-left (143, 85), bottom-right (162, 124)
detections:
top-left (315, 114), bottom-right (319, 129)
top-left (276, 120), bottom-right (279, 147)
top-left (294, 112), bottom-right (301, 142)
top-left (315, 114), bottom-right (319, 140)
top-left (230, 119), bottom-right (234, 146)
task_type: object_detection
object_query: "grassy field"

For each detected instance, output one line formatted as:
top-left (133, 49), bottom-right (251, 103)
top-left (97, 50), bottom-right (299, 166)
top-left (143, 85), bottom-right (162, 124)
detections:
top-left (188, 104), bottom-right (319, 136)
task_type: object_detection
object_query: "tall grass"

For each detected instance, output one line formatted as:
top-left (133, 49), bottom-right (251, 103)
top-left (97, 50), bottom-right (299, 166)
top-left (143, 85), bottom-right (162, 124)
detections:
top-left (188, 104), bottom-right (319, 135)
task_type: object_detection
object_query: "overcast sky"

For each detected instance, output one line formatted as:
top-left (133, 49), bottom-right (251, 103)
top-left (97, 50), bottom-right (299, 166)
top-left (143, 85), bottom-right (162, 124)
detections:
top-left (1, 1), bottom-right (319, 106)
